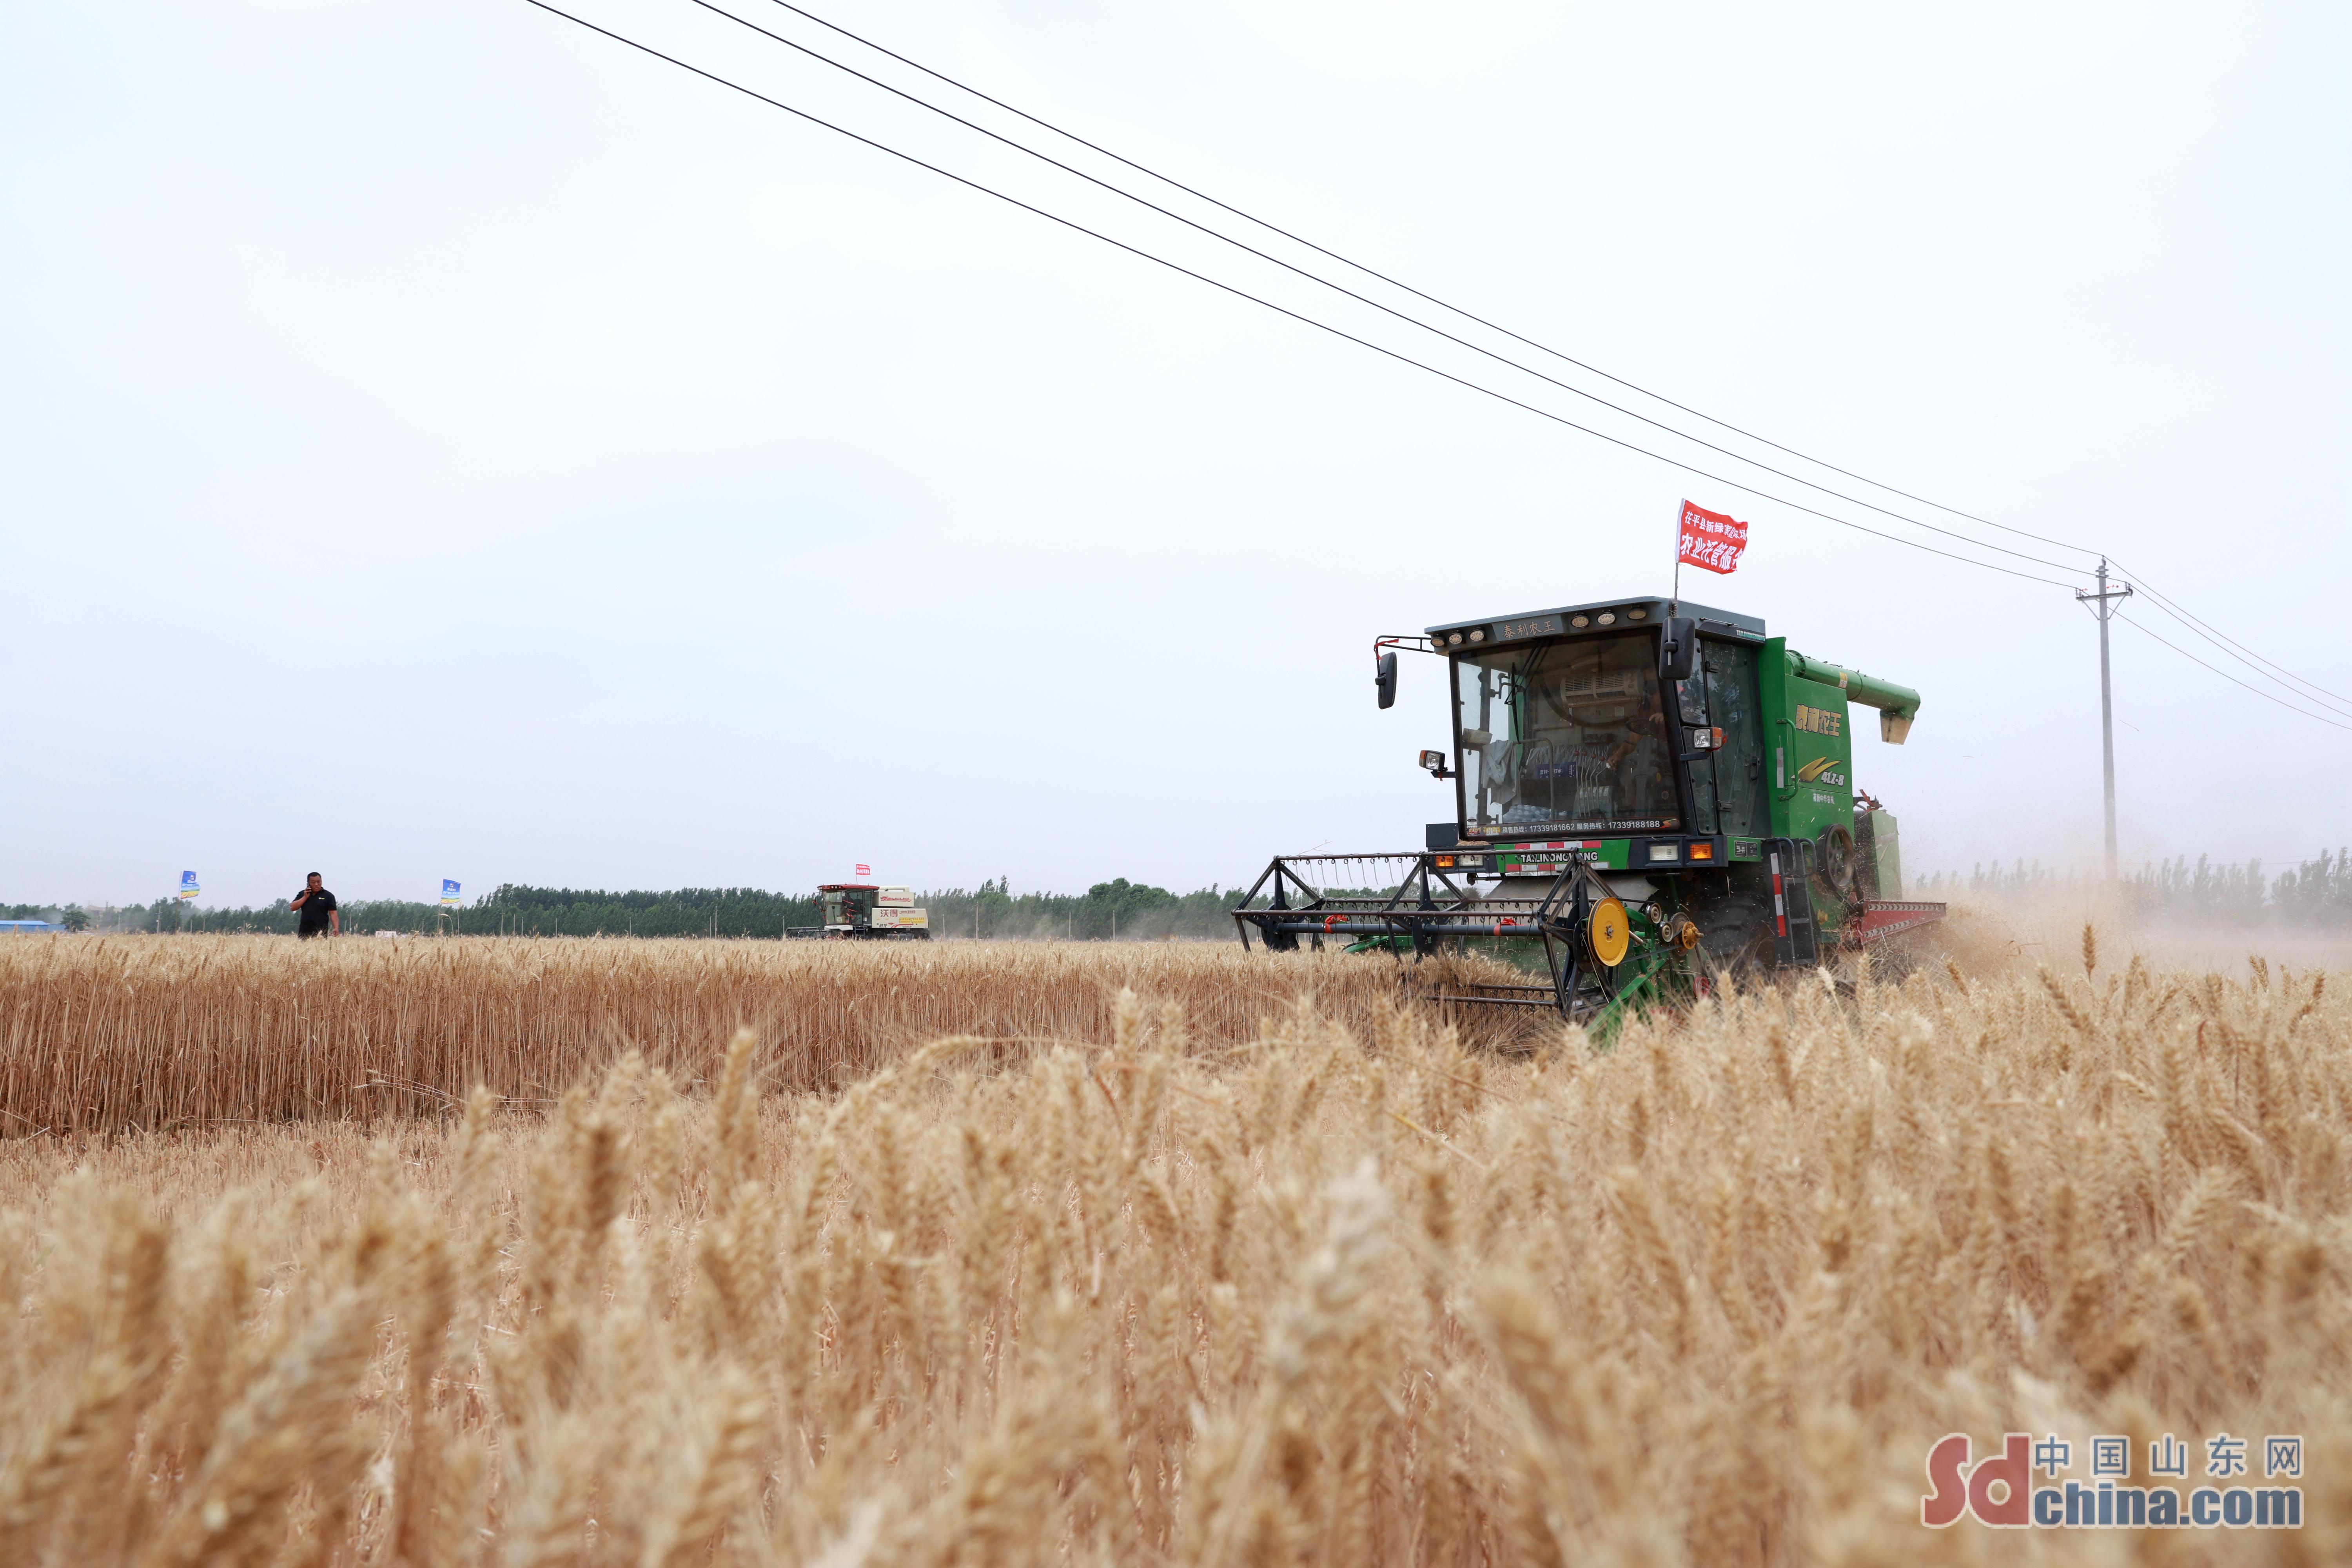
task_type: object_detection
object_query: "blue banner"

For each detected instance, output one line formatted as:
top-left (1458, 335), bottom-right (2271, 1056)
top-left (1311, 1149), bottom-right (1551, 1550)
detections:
top-left (439, 879), bottom-right (462, 906)
top-left (177, 870), bottom-right (200, 901)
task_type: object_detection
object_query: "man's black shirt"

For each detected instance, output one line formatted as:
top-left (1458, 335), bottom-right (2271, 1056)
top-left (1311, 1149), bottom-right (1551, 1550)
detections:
top-left (296, 887), bottom-right (338, 935)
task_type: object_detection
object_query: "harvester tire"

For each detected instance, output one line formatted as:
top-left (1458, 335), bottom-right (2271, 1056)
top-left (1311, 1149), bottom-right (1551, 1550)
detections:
top-left (1815, 824), bottom-right (1860, 904)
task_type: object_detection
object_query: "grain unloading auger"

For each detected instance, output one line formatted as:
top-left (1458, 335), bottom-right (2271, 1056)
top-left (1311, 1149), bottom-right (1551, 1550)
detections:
top-left (1231, 595), bottom-right (1945, 1031)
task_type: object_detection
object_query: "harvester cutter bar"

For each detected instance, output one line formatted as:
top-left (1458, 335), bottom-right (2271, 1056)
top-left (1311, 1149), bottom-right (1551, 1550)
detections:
top-left (1249, 919), bottom-right (1554, 937)
top-left (1845, 900), bottom-right (1948, 944)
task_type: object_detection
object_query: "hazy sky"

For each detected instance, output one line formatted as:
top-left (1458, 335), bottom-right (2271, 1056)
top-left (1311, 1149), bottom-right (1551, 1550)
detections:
top-left (5, 1), bottom-right (2346, 909)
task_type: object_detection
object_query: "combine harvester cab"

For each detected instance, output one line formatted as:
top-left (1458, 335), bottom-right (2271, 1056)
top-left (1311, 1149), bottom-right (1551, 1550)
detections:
top-left (1230, 596), bottom-right (1943, 1029)
top-left (790, 884), bottom-right (933, 940)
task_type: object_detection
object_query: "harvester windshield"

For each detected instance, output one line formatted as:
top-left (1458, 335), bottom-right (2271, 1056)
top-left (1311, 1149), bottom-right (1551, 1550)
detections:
top-left (1453, 632), bottom-right (1682, 837)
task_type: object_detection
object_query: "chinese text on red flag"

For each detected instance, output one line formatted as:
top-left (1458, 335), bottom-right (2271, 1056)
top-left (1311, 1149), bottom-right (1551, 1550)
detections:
top-left (1677, 500), bottom-right (1749, 575)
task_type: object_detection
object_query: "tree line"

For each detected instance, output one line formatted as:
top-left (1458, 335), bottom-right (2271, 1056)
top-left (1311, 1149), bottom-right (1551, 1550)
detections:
top-left (461, 879), bottom-right (1254, 940)
top-left (7, 877), bottom-right (1262, 940)
top-left (1913, 848), bottom-right (2352, 924)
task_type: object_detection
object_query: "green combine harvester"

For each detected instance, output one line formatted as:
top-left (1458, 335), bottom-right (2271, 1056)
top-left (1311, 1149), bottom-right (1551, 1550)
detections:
top-left (1231, 595), bottom-right (1944, 1029)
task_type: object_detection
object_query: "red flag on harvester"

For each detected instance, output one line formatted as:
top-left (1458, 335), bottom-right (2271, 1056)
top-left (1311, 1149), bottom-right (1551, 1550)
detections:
top-left (855, 863), bottom-right (871, 878)
top-left (1677, 499), bottom-right (1749, 575)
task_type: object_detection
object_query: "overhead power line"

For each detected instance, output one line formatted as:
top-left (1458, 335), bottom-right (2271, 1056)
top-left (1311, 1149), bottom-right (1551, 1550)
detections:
top-left (528, 0), bottom-right (2348, 734)
top-left (740, 0), bottom-right (2352, 726)
top-left (758, 0), bottom-right (2107, 564)
top-left (675, 0), bottom-right (2087, 578)
top-left (517, 0), bottom-right (2084, 589)
top-left (2116, 615), bottom-right (2352, 733)
top-left (2079, 560), bottom-right (2352, 725)
top-left (2107, 563), bottom-right (2352, 717)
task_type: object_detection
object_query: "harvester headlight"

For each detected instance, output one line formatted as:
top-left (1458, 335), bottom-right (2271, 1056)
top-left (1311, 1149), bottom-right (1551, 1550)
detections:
top-left (1446, 632), bottom-right (1463, 646)
top-left (1597, 612), bottom-right (1617, 626)
top-left (1628, 608), bottom-right (1647, 620)
top-left (1468, 628), bottom-right (1485, 642)
top-left (1648, 843), bottom-right (1680, 862)
top-left (1570, 615), bottom-right (1590, 628)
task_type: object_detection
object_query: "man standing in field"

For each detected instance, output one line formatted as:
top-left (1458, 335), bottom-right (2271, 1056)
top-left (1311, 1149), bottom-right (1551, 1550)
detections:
top-left (291, 872), bottom-right (339, 939)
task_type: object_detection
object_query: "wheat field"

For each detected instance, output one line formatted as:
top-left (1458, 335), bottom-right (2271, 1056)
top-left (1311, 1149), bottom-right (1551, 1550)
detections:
top-left (1, 926), bottom-right (2348, 1564)
top-left (0, 936), bottom-right (1548, 1134)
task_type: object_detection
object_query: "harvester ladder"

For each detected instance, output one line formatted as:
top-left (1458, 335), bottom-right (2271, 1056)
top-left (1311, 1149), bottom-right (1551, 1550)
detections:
top-left (1768, 838), bottom-right (1820, 968)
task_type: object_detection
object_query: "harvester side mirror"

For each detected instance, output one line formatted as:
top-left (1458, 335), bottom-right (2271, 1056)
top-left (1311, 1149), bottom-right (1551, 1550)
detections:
top-left (1375, 650), bottom-right (1398, 710)
top-left (1659, 617), bottom-right (1697, 683)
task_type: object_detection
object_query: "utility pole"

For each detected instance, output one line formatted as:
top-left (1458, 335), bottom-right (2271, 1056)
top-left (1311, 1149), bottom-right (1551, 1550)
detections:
top-left (2076, 558), bottom-right (2133, 880)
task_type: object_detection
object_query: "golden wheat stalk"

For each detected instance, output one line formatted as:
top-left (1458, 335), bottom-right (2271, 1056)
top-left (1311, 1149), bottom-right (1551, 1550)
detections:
top-left (0, 933), bottom-right (2339, 1566)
